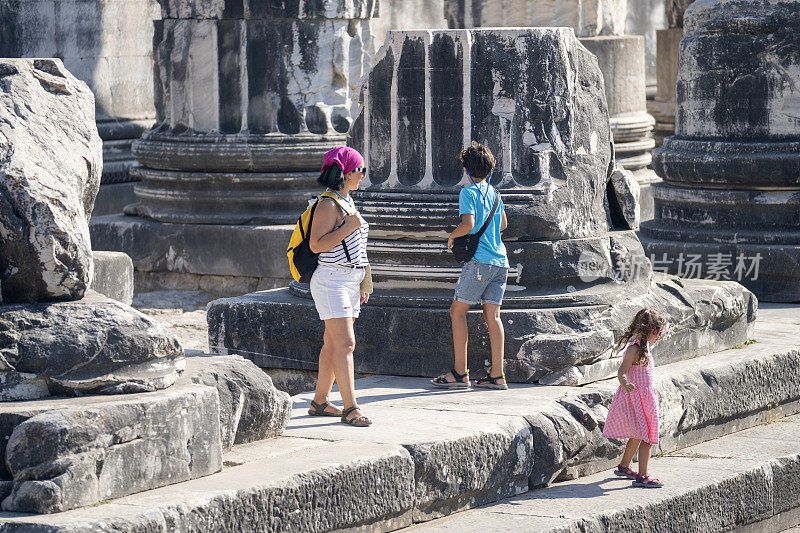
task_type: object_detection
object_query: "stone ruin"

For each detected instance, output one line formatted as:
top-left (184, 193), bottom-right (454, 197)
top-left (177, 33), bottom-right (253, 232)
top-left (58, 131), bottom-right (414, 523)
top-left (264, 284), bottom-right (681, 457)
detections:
top-left (443, 0), bottom-right (660, 218)
top-left (0, 0), bottom-right (161, 216)
top-left (640, 0), bottom-right (800, 302)
top-left (649, 0), bottom-right (692, 145)
top-left (90, 0), bottom-right (379, 295)
top-left (0, 58), bottom-right (290, 513)
top-left (208, 27), bottom-right (756, 386)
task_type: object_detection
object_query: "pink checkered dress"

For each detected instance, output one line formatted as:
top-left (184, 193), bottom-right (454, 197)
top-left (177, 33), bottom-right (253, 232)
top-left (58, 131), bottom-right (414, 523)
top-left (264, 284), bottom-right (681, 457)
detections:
top-left (602, 340), bottom-right (659, 445)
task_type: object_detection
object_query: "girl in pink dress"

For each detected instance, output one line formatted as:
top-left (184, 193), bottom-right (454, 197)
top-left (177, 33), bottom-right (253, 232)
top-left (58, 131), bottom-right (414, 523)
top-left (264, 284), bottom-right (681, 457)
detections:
top-left (602, 308), bottom-right (666, 488)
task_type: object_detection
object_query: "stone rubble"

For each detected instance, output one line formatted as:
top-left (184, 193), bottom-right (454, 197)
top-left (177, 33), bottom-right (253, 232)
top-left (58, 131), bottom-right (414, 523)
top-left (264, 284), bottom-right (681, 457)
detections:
top-left (0, 58), bottom-right (102, 303)
top-left (0, 354), bottom-right (292, 513)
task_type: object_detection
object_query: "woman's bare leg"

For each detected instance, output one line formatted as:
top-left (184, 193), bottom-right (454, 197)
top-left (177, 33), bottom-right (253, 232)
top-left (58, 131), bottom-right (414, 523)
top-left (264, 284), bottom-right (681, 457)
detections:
top-left (312, 328), bottom-right (340, 415)
top-left (324, 317), bottom-right (368, 422)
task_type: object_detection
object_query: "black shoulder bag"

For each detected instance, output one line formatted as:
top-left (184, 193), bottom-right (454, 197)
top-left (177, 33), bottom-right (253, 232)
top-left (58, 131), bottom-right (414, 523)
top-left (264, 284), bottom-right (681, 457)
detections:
top-left (451, 191), bottom-right (500, 264)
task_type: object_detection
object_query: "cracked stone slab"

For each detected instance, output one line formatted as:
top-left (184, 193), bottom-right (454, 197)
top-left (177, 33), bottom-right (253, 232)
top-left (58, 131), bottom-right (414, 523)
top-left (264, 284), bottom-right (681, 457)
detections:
top-left (0, 441), bottom-right (414, 532)
top-left (0, 290), bottom-right (184, 399)
top-left (1, 383), bottom-right (222, 514)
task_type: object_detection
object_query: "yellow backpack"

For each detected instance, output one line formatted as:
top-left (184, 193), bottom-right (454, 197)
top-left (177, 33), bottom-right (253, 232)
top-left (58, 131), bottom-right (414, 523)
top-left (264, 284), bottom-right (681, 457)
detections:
top-left (287, 192), bottom-right (356, 283)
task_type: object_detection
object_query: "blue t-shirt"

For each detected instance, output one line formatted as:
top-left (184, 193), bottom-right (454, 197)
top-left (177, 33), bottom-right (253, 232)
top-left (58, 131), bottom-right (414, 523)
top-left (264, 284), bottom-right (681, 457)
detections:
top-left (458, 182), bottom-right (509, 268)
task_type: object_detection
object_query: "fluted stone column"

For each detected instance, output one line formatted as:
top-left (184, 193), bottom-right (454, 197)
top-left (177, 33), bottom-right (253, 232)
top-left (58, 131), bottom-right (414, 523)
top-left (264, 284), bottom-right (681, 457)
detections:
top-left (0, 0), bottom-right (160, 215)
top-left (640, 0), bottom-right (800, 302)
top-left (443, 0), bottom-right (658, 223)
top-left (208, 29), bottom-right (755, 386)
top-left (90, 0), bottom-right (377, 294)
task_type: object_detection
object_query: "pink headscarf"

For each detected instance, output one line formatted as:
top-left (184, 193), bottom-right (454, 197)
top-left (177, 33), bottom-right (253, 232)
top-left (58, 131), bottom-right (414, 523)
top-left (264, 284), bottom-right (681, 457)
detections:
top-left (321, 146), bottom-right (364, 175)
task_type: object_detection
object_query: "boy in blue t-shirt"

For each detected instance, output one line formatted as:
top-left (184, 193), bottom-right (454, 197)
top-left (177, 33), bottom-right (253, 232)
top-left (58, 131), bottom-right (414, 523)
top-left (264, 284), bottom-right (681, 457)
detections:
top-left (431, 142), bottom-right (510, 390)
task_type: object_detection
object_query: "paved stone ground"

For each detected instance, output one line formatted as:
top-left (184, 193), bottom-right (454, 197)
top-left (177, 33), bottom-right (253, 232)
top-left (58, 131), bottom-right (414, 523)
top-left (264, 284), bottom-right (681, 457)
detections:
top-left (10, 300), bottom-right (791, 530)
top-left (1, 303), bottom-right (799, 531)
top-left (132, 290), bottom-right (213, 353)
top-left (404, 413), bottom-right (800, 532)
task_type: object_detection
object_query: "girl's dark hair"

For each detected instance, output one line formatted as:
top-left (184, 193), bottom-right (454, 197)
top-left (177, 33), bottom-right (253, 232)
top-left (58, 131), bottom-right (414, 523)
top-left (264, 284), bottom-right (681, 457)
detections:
top-left (459, 141), bottom-right (496, 180)
top-left (318, 164), bottom-right (344, 190)
top-left (615, 308), bottom-right (666, 366)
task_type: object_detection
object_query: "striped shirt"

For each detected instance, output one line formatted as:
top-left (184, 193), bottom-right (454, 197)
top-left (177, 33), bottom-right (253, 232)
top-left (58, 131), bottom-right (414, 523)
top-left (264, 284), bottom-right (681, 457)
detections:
top-left (318, 193), bottom-right (370, 267)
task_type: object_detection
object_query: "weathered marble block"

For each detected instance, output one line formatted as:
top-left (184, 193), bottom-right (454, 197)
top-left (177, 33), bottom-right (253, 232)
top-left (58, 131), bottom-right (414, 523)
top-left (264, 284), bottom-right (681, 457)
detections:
top-left (443, 2), bottom-right (656, 174)
top-left (0, 0), bottom-right (159, 189)
top-left (640, 0), bottom-right (800, 302)
top-left (0, 58), bottom-right (102, 303)
top-left (0, 290), bottom-right (184, 399)
top-left (1, 384), bottom-right (221, 514)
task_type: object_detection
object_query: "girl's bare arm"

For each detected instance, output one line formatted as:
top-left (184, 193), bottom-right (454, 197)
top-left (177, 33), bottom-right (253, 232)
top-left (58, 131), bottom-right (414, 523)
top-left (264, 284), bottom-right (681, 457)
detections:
top-left (617, 344), bottom-right (639, 391)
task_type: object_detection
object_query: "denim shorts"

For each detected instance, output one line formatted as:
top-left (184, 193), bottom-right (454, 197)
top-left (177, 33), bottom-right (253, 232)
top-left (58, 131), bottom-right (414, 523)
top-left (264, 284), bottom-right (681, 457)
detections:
top-left (454, 260), bottom-right (509, 306)
top-left (310, 264), bottom-right (366, 320)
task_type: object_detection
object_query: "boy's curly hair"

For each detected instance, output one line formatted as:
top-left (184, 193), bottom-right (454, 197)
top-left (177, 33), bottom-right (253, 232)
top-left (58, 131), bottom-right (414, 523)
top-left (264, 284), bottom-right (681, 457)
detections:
top-left (615, 308), bottom-right (666, 366)
top-left (459, 141), bottom-right (496, 180)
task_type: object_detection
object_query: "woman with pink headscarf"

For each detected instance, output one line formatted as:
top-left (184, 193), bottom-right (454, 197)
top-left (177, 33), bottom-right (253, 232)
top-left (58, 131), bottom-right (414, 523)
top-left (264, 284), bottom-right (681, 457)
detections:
top-left (306, 146), bottom-right (372, 427)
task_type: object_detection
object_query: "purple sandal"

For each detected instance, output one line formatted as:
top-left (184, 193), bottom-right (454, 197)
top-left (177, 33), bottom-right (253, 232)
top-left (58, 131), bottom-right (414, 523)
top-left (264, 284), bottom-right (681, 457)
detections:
top-left (614, 464), bottom-right (638, 480)
top-left (633, 474), bottom-right (663, 488)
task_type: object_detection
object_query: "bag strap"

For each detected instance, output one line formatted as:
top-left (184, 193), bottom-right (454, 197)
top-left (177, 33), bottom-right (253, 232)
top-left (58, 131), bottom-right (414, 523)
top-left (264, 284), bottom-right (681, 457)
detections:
top-left (316, 192), bottom-right (355, 262)
top-left (320, 191), bottom-right (356, 215)
top-left (473, 189), bottom-right (500, 240)
top-left (299, 201), bottom-right (319, 242)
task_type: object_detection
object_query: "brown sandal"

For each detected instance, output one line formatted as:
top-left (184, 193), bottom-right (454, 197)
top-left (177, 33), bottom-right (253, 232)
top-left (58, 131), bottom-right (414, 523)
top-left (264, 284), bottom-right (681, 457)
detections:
top-left (308, 400), bottom-right (341, 417)
top-left (341, 405), bottom-right (372, 427)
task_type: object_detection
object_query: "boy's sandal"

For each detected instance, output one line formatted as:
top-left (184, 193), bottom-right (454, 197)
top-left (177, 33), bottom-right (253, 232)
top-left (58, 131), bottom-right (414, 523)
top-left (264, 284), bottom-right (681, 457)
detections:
top-left (633, 474), bottom-right (663, 488)
top-left (430, 368), bottom-right (471, 389)
top-left (474, 372), bottom-right (508, 390)
top-left (308, 400), bottom-right (341, 417)
top-left (341, 405), bottom-right (372, 427)
top-left (614, 464), bottom-right (638, 479)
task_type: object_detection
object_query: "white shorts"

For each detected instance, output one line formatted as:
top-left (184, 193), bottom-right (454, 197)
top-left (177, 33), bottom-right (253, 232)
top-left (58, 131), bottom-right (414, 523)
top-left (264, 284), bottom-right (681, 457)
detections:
top-left (310, 264), bottom-right (366, 320)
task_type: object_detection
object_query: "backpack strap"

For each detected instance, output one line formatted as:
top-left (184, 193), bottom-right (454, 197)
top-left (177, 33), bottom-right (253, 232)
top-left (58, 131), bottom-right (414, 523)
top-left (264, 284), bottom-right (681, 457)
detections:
top-left (316, 192), bottom-right (356, 263)
top-left (320, 191), bottom-right (356, 215)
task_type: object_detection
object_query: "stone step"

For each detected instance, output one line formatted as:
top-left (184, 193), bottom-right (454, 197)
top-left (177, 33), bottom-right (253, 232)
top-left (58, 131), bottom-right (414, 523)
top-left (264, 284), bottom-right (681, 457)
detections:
top-left (0, 355), bottom-right (290, 514)
top-left (405, 412), bottom-right (800, 532)
top-left (1, 304), bottom-right (797, 530)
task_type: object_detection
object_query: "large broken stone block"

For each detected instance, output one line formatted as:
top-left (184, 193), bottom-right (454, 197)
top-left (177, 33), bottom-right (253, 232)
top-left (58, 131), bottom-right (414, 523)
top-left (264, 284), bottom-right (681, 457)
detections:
top-left (0, 290), bottom-right (184, 399)
top-left (0, 0), bottom-right (159, 188)
top-left (1, 384), bottom-right (222, 513)
top-left (188, 355), bottom-right (292, 449)
top-left (0, 58), bottom-right (102, 303)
